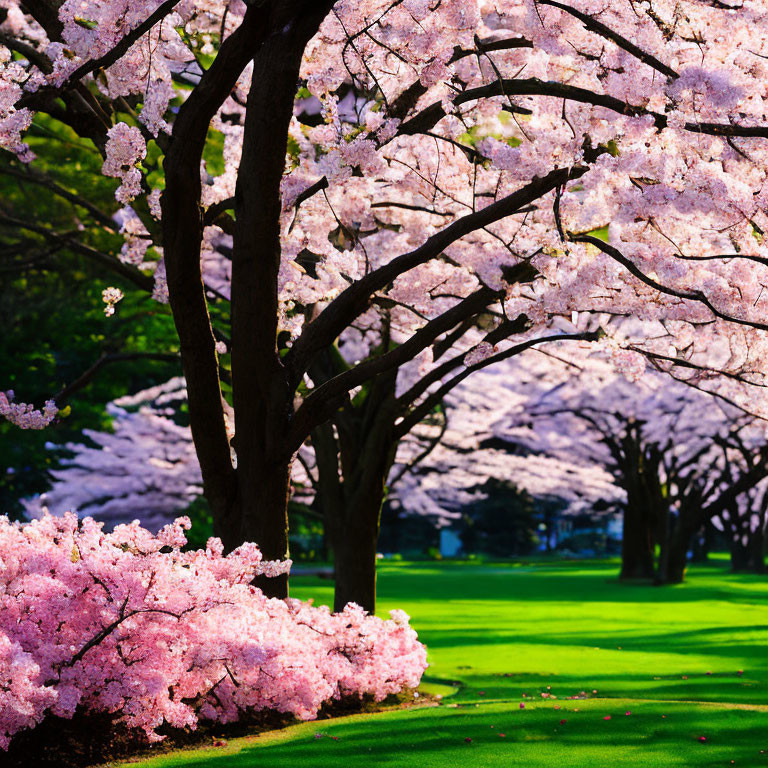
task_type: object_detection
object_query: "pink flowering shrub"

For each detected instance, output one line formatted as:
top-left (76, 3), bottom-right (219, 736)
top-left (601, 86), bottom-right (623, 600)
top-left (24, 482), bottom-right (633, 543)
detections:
top-left (0, 513), bottom-right (427, 750)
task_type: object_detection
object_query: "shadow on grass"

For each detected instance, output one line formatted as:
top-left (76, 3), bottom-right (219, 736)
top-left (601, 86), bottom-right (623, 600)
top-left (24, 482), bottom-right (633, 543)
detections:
top-left (145, 701), bottom-right (768, 768)
top-left (421, 625), bottom-right (768, 657)
top-left (440, 669), bottom-right (768, 706)
top-left (374, 571), bottom-right (768, 606)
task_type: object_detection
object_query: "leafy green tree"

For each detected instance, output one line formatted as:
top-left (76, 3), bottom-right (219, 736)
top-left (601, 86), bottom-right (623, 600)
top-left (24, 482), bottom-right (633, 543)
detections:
top-left (0, 120), bottom-right (179, 516)
top-left (459, 479), bottom-right (539, 558)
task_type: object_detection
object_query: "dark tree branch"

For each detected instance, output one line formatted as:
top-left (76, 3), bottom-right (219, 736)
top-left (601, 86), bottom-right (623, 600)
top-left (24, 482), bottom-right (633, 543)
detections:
top-left (370, 201), bottom-right (452, 217)
top-left (18, 0), bottom-right (63, 40)
top-left (0, 212), bottom-right (154, 292)
top-left (394, 77), bottom-right (768, 142)
top-left (389, 36), bottom-right (533, 120)
top-left (0, 163), bottom-right (117, 229)
top-left (536, 0), bottom-right (679, 80)
top-left (63, 0), bottom-right (183, 87)
top-left (293, 175), bottom-right (330, 208)
top-left (396, 312), bottom-right (533, 410)
top-left (286, 165), bottom-right (588, 385)
top-left (289, 286), bottom-right (503, 450)
top-left (571, 233), bottom-right (768, 333)
top-left (396, 77), bottom-right (665, 138)
top-left (395, 329), bottom-right (599, 438)
top-left (0, 30), bottom-right (52, 72)
top-left (388, 409), bottom-right (448, 488)
top-left (203, 197), bottom-right (235, 223)
top-left (432, 316), bottom-right (478, 360)
top-left (697, 452), bottom-right (768, 528)
top-left (53, 352), bottom-right (181, 405)
top-left (633, 347), bottom-right (768, 387)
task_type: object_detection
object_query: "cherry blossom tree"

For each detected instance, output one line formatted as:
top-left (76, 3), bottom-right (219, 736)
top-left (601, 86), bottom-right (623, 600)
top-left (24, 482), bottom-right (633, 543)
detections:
top-left (5, 0), bottom-right (768, 607)
top-left (295, 328), bottom-right (600, 610)
top-left (711, 449), bottom-right (768, 574)
top-left (21, 378), bottom-right (203, 532)
top-left (494, 349), bottom-right (768, 582)
top-left (387, 363), bottom-right (623, 529)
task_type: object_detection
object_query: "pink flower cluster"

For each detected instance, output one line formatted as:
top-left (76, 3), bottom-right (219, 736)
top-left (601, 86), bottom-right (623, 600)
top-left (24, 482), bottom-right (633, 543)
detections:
top-left (0, 513), bottom-right (427, 750)
top-left (101, 123), bottom-right (146, 204)
top-left (0, 392), bottom-right (58, 429)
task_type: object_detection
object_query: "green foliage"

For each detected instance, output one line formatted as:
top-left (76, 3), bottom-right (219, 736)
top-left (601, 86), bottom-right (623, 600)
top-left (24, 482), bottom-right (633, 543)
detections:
top-left (456, 110), bottom-right (523, 150)
top-left (182, 496), bottom-right (215, 551)
top-left (288, 501), bottom-right (325, 561)
top-left (0, 118), bottom-right (179, 517)
top-left (587, 224), bottom-right (610, 242)
top-left (458, 478), bottom-right (539, 556)
top-left (202, 128), bottom-right (226, 178)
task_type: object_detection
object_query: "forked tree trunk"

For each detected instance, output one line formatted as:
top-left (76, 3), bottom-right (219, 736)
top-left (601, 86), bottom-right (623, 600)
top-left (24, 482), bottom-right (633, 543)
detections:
top-left (164, 4), bottom-right (335, 600)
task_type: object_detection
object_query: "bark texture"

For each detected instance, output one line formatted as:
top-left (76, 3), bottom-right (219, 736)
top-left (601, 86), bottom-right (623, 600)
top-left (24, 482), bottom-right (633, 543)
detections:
top-left (162, 4), bottom-right (334, 598)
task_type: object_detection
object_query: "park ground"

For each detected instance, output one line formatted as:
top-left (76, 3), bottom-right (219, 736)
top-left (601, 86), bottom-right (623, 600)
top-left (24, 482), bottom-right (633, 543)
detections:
top-left (113, 558), bottom-right (768, 767)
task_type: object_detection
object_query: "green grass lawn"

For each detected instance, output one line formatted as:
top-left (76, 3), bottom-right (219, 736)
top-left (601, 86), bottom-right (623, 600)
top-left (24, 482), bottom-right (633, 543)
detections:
top-left (114, 560), bottom-right (768, 767)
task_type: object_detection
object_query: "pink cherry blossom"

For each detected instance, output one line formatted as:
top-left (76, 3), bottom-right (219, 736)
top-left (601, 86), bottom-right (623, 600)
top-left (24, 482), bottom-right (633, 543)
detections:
top-left (0, 392), bottom-right (58, 430)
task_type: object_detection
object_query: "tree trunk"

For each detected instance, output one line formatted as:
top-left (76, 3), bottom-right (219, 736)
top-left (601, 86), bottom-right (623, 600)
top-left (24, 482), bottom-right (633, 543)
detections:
top-left (690, 519), bottom-right (714, 563)
top-left (332, 503), bottom-right (382, 613)
top-left (238, 457), bottom-right (293, 598)
top-left (722, 501), bottom-right (765, 574)
top-left (730, 536), bottom-right (751, 572)
top-left (659, 510), bottom-right (695, 584)
top-left (227, 6), bottom-right (335, 598)
top-left (655, 505), bottom-right (671, 584)
top-left (307, 347), bottom-right (399, 614)
top-left (664, 534), bottom-right (689, 584)
top-left (330, 429), bottom-right (395, 614)
top-left (315, 437), bottom-right (389, 614)
top-left (616, 433), bottom-right (660, 581)
top-left (620, 501), bottom-right (655, 579)
top-left (750, 525), bottom-right (766, 574)
top-left (731, 528), bottom-right (766, 573)
top-left (311, 419), bottom-right (344, 566)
